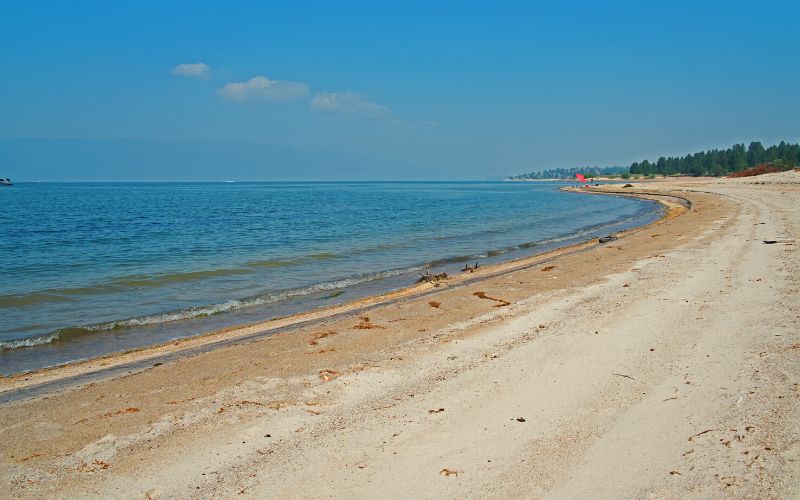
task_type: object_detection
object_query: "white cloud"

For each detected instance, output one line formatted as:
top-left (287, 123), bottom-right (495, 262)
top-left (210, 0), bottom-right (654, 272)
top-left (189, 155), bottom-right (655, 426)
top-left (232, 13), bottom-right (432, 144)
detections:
top-left (218, 76), bottom-right (309, 101)
top-left (171, 63), bottom-right (211, 79)
top-left (310, 92), bottom-right (391, 119)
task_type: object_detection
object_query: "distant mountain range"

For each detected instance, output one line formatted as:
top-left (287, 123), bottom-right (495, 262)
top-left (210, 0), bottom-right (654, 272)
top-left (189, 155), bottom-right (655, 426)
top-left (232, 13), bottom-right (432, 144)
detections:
top-left (0, 138), bottom-right (420, 181)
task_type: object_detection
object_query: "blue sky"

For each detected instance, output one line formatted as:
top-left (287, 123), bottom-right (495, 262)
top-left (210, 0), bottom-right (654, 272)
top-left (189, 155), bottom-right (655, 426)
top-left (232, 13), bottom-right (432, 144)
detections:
top-left (2, 0), bottom-right (799, 180)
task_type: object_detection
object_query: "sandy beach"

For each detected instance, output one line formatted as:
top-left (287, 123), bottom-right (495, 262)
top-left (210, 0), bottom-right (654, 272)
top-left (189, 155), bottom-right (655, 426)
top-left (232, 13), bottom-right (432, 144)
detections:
top-left (1, 173), bottom-right (798, 498)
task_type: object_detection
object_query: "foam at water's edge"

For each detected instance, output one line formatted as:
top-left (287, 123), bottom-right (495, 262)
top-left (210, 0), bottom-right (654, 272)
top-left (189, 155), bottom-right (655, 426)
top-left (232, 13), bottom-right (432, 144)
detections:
top-left (0, 205), bottom-right (661, 353)
top-left (0, 265), bottom-right (424, 351)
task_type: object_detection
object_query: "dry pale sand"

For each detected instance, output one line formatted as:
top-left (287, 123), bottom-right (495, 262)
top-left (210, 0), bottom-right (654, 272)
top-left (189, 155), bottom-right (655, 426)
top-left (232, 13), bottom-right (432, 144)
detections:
top-left (1, 173), bottom-right (799, 499)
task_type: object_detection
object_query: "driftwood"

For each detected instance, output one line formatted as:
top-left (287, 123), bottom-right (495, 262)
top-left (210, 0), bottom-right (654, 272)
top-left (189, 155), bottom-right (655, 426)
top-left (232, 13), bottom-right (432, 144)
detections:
top-left (688, 429), bottom-right (716, 441)
top-left (461, 261), bottom-right (481, 273)
top-left (473, 291), bottom-right (511, 307)
top-left (353, 316), bottom-right (385, 330)
top-left (417, 271), bottom-right (448, 284)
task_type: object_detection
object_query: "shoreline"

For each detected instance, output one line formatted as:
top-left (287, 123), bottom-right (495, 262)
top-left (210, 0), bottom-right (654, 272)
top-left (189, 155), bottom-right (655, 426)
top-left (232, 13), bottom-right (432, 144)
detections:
top-left (1, 181), bottom-right (661, 374)
top-left (0, 188), bottom-right (682, 398)
top-left (508, 175), bottom-right (708, 182)
top-left (2, 173), bottom-right (797, 498)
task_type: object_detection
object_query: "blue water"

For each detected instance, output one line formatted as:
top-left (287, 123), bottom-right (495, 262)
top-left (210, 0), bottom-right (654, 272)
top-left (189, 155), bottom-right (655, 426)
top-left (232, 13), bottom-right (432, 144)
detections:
top-left (0, 181), bottom-right (660, 373)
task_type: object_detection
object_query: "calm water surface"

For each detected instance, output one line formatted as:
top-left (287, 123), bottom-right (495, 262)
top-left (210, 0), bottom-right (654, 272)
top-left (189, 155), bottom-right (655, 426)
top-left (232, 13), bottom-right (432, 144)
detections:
top-left (0, 181), bottom-right (660, 373)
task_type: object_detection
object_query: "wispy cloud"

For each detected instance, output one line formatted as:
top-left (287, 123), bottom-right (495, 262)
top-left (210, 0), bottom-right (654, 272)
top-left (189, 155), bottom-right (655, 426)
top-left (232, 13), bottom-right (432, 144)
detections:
top-left (310, 92), bottom-right (391, 120)
top-left (171, 63), bottom-right (211, 79)
top-left (209, 72), bottom-right (433, 126)
top-left (218, 76), bottom-right (309, 101)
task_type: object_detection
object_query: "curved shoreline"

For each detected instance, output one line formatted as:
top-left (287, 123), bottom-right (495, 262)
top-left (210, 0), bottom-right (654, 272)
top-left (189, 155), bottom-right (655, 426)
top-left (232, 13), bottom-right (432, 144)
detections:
top-left (0, 199), bottom-right (657, 356)
top-left (3, 175), bottom-right (798, 499)
top-left (0, 187), bottom-right (686, 401)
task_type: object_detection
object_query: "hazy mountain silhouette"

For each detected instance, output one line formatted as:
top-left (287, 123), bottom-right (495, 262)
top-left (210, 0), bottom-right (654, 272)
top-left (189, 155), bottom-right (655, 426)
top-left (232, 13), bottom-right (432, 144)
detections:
top-left (0, 138), bottom-right (418, 181)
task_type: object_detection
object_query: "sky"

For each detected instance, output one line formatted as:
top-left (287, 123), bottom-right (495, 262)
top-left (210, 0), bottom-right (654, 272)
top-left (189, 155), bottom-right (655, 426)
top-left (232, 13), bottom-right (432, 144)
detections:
top-left (1, 0), bottom-right (799, 180)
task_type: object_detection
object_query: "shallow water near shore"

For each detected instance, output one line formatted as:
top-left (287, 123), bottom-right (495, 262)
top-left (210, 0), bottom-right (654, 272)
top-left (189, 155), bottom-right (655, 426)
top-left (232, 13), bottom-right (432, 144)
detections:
top-left (0, 181), bottom-right (660, 374)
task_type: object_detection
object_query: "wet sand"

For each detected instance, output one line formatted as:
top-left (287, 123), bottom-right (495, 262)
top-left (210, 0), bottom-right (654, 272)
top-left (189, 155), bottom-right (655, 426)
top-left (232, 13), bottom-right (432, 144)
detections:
top-left (1, 173), bottom-right (798, 498)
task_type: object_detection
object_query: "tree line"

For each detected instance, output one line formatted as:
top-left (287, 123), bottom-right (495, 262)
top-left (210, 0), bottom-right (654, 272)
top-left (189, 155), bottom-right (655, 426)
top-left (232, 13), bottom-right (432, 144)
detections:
top-left (509, 165), bottom-right (628, 180)
top-left (629, 140), bottom-right (799, 177)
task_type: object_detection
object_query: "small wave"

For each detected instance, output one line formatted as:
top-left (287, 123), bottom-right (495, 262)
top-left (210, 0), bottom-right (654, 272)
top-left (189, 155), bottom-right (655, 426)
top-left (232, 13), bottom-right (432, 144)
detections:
top-left (427, 254), bottom-right (486, 267)
top-left (0, 333), bottom-right (60, 350)
top-left (486, 248), bottom-right (510, 257)
top-left (533, 211), bottom-right (660, 246)
top-left (110, 268), bottom-right (252, 287)
top-left (308, 252), bottom-right (339, 261)
top-left (0, 292), bottom-right (77, 308)
top-left (246, 259), bottom-right (295, 269)
top-left (2, 207), bottom-right (661, 353)
top-left (0, 265), bottom-right (425, 351)
top-left (2, 269), bottom-right (255, 307)
top-left (423, 207), bottom-right (659, 269)
top-left (0, 326), bottom-right (102, 351)
top-left (316, 290), bottom-right (344, 300)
